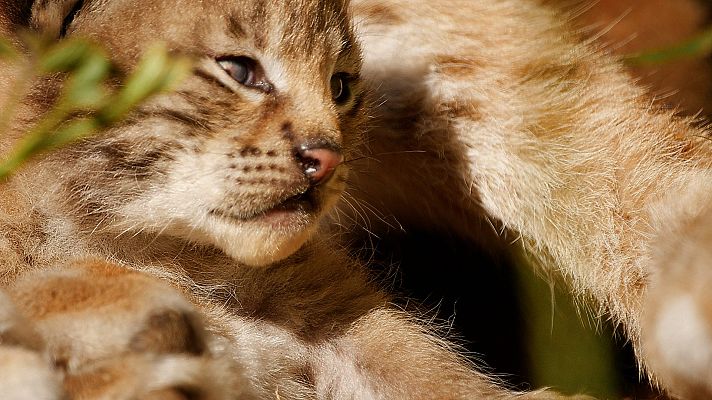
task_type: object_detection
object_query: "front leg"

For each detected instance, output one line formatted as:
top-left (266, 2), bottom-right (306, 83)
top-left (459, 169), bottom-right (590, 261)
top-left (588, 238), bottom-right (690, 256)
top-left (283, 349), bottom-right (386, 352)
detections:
top-left (1, 258), bottom-right (247, 399)
top-left (193, 241), bottom-right (585, 399)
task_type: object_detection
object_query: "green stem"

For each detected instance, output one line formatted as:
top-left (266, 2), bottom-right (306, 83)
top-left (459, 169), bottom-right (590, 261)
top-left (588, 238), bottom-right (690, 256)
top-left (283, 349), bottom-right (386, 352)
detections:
top-left (0, 63), bottom-right (35, 140)
top-left (625, 24), bottom-right (712, 66)
top-left (0, 102), bottom-right (72, 179)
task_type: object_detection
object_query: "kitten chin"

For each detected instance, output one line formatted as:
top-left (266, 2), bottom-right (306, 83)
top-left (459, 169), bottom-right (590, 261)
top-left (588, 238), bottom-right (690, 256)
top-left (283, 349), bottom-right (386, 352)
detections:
top-left (203, 208), bottom-right (319, 267)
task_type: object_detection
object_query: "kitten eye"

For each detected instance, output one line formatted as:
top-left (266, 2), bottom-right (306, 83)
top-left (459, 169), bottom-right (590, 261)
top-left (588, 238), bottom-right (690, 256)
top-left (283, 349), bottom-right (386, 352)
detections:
top-left (216, 56), bottom-right (273, 93)
top-left (330, 73), bottom-right (351, 105)
top-left (218, 57), bottom-right (256, 85)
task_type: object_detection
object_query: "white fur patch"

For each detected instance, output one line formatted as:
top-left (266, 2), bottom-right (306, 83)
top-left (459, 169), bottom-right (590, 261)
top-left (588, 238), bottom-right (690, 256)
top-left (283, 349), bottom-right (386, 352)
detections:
top-left (0, 347), bottom-right (61, 400)
top-left (655, 295), bottom-right (712, 384)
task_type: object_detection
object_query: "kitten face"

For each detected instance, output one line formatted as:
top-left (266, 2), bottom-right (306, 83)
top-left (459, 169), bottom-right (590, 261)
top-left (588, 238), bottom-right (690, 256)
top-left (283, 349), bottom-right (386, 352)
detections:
top-left (33, 0), bottom-right (365, 266)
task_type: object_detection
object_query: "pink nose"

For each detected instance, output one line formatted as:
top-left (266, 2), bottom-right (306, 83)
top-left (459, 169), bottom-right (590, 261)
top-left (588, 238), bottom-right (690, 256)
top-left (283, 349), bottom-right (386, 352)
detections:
top-left (298, 146), bottom-right (343, 185)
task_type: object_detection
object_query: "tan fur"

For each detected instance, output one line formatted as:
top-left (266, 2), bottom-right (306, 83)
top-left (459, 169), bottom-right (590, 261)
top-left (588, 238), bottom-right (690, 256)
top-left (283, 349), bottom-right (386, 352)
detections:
top-left (2, 0), bottom-right (712, 398)
top-left (0, 0), bottom-right (570, 398)
top-left (347, 0), bottom-right (712, 397)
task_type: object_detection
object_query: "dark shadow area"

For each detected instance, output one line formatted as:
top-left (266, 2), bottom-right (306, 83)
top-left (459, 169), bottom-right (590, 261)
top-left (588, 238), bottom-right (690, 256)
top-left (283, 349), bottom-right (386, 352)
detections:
top-left (361, 229), bottom-right (666, 399)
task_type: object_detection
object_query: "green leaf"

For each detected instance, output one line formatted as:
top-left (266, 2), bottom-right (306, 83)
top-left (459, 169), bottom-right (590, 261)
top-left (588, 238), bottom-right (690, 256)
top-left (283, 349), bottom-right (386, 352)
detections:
top-left (626, 25), bottom-right (712, 66)
top-left (39, 39), bottom-right (95, 72)
top-left (46, 118), bottom-right (101, 148)
top-left (98, 44), bottom-right (190, 123)
top-left (0, 37), bottom-right (17, 59)
top-left (65, 52), bottom-right (111, 108)
top-left (0, 36), bottom-right (191, 180)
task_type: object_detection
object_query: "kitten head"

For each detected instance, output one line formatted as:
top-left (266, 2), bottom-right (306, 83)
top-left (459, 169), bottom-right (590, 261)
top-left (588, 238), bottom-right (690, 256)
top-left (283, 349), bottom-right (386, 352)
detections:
top-left (21, 0), bottom-right (366, 266)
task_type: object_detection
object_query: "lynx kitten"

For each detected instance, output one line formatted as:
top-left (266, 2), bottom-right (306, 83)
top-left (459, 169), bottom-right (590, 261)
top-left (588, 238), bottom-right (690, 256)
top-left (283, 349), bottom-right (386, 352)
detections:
top-left (0, 0), bottom-right (710, 399)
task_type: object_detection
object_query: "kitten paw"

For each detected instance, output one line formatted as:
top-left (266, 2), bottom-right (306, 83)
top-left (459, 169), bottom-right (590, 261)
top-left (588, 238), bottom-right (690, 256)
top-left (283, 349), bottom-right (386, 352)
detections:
top-left (1, 259), bottom-right (248, 399)
top-left (0, 290), bottom-right (63, 400)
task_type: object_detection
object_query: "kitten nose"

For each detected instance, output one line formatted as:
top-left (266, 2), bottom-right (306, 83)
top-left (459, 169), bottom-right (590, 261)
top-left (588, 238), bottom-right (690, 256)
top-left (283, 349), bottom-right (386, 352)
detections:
top-left (296, 144), bottom-right (343, 185)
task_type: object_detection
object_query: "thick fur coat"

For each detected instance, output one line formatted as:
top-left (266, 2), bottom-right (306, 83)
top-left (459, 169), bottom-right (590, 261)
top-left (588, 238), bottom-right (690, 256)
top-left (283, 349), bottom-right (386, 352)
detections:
top-left (0, 0), bottom-right (711, 399)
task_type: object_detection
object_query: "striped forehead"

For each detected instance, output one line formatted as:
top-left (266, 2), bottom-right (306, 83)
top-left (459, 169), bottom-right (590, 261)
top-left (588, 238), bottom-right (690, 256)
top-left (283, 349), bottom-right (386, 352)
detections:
top-left (225, 0), bottom-right (353, 59)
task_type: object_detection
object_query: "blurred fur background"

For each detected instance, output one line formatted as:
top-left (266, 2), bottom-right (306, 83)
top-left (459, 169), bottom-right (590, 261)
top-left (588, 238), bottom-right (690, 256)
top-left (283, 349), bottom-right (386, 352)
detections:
top-left (367, 1), bottom-right (712, 398)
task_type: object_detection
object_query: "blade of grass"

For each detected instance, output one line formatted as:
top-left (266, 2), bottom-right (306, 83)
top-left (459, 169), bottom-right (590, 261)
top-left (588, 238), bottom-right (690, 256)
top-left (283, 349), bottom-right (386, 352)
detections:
top-left (98, 44), bottom-right (190, 123)
top-left (0, 37), bottom-right (18, 60)
top-left (626, 24), bottom-right (712, 66)
top-left (0, 38), bottom-right (191, 180)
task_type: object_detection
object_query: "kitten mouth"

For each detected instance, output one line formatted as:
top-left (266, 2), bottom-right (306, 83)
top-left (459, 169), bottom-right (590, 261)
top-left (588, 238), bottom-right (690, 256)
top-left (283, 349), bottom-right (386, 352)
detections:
top-left (210, 188), bottom-right (320, 223)
top-left (270, 189), bottom-right (319, 214)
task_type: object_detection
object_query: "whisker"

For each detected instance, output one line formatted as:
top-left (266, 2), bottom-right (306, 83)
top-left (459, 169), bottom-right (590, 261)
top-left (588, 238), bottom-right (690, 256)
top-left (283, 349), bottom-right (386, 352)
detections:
top-left (343, 150), bottom-right (427, 165)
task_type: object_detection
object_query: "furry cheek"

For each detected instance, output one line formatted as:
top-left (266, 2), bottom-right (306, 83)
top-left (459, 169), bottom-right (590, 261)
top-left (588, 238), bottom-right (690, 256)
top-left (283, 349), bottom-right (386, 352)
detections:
top-left (111, 148), bottom-right (328, 266)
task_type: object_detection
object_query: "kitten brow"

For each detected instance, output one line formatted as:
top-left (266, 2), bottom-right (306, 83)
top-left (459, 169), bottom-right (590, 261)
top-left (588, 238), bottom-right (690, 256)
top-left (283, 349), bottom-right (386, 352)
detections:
top-left (227, 15), bottom-right (246, 38)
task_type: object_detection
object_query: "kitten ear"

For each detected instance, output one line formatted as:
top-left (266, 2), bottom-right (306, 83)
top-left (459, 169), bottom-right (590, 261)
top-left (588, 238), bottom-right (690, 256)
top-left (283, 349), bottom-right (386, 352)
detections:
top-left (30, 0), bottom-right (85, 38)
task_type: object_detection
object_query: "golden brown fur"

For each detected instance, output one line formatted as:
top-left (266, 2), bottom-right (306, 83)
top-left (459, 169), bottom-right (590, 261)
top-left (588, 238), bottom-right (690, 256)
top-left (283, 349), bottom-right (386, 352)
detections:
top-left (348, 0), bottom-right (712, 397)
top-left (2, 0), bottom-right (712, 399)
top-left (0, 0), bottom-right (566, 398)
